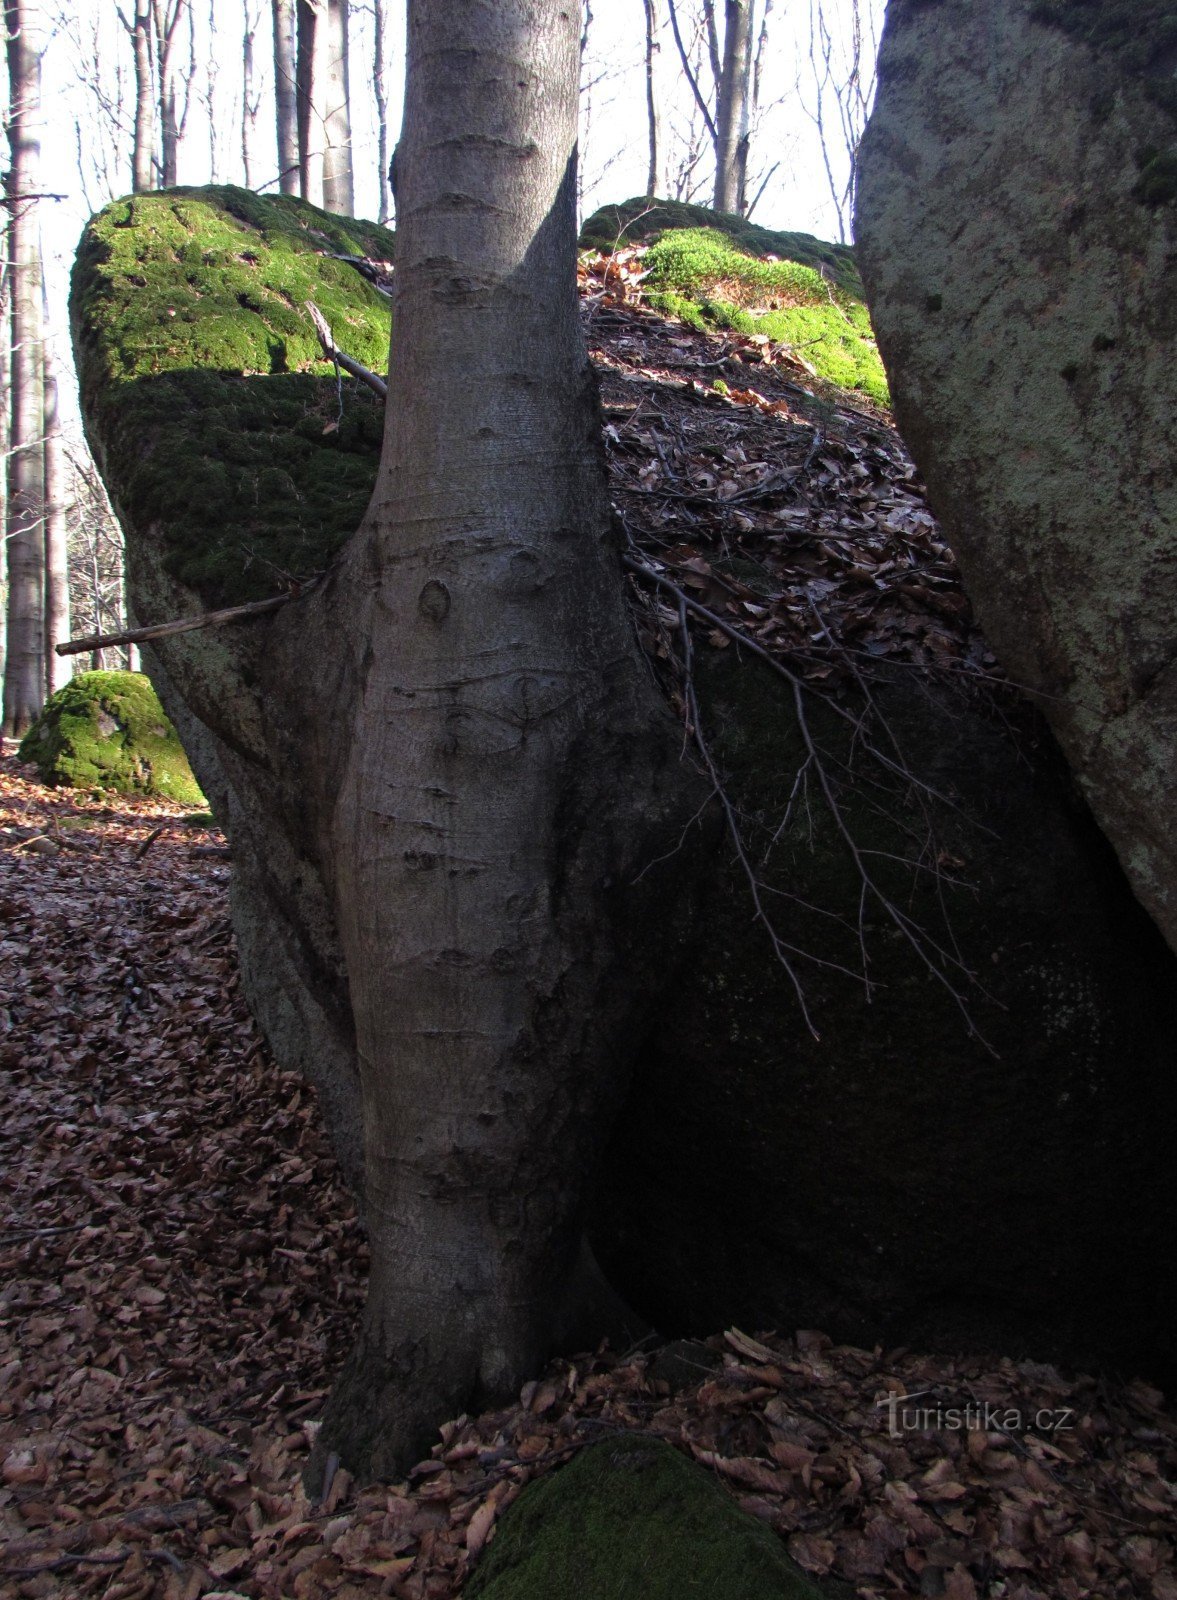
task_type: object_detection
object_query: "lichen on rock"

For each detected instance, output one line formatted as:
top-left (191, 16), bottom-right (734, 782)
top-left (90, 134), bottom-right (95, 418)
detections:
top-left (18, 670), bottom-right (204, 805)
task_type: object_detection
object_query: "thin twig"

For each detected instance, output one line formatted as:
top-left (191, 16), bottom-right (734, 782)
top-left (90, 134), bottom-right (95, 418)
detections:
top-left (306, 302), bottom-right (388, 399)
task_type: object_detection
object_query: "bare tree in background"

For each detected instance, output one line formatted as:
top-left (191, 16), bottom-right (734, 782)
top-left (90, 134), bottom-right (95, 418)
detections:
top-left (713, 0), bottom-right (751, 212)
top-left (667, 0), bottom-right (772, 216)
top-left (151, 0), bottom-right (194, 187)
top-left (296, 0), bottom-right (352, 213)
top-left (296, 0), bottom-right (328, 205)
top-left (371, 0), bottom-right (391, 222)
top-left (802, 0), bottom-right (878, 242)
top-left (272, 0), bottom-right (300, 194)
top-left (3, 0), bottom-right (46, 734)
top-left (321, 0), bottom-right (352, 213)
top-left (66, 11), bottom-right (132, 213)
top-left (125, 0), bottom-right (154, 192)
top-left (242, 0), bottom-right (264, 187)
top-left (642, 0), bottom-right (666, 198)
top-left (64, 442), bottom-right (133, 674)
top-left (43, 337), bottom-right (70, 695)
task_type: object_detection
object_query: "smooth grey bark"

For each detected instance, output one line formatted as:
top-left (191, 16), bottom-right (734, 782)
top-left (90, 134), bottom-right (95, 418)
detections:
top-left (43, 352), bottom-right (70, 695)
top-left (643, 0), bottom-right (666, 197)
top-left (151, 0), bottom-right (192, 187)
top-left (373, 0), bottom-right (391, 222)
top-left (306, 0), bottom-right (699, 1479)
top-left (130, 0), bottom-right (155, 193)
top-left (321, 0), bottom-right (353, 215)
top-left (295, 0), bottom-right (328, 207)
top-left (272, 0), bottom-right (300, 194)
top-left (3, 0), bottom-right (46, 735)
top-left (242, 0), bottom-right (261, 188)
top-left (714, 0), bottom-right (751, 213)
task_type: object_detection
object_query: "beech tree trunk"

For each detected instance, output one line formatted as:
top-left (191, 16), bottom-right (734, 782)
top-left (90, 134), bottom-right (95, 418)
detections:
top-left (306, 0), bottom-right (697, 1480)
top-left (151, 0), bottom-right (192, 188)
top-left (372, 0), bottom-right (391, 222)
top-left (130, 0), bottom-right (155, 192)
top-left (43, 353), bottom-right (70, 695)
top-left (321, 0), bottom-right (353, 215)
top-left (272, 0), bottom-right (299, 194)
top-left (295, 0), bottom-right (328, 207)
top-left (713, 0), bottom-right (751, 213)
top-left (3, 0), bottom-right (46, 735)
top-left (643, 0), bottom-right (665, 198)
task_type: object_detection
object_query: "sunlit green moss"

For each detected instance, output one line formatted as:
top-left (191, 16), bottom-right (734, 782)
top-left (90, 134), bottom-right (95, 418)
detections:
top-left (580, 196), bottom-right (863, 297)
top-left (641, 227), bottom-right (889, 403)
top-left (71, 186), bottom-right (393, 604)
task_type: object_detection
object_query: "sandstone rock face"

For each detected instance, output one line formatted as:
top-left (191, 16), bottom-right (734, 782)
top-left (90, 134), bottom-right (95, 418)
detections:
top-left (855, 0), bottom-right (1177, 951)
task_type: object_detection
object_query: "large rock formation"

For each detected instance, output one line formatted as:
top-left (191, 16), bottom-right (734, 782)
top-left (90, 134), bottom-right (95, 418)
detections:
top-left (74, 186), bottom-right (1177, 1383)
top-left (855, 0), bottom-right (1177, 951)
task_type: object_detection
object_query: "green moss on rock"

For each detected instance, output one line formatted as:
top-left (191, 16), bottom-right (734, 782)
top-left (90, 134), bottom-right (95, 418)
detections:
top-left (71, 187), bottom-right (392, 604)
top-left (580, 196), bottom-right (863, 297)
top-left (640, 227), bottom-right (888, 402)
top-left (18, 671), bottom-right (204, 804)
top-left (464, 1436), bottom-right (827, 1600)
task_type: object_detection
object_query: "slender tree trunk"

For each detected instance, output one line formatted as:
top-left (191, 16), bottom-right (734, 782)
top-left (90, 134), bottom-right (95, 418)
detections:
top-left (272, 0), bottom-right (299, 194)
top-left (151, 0), bottom-right (190, 187)
top-left (714, 0), bottom-right (751, 213)
top-left (0, 262), bottom-right (8, 692)
top-left (307, 0), bottom-right (697, 1482)
top-left (3, 0), bottom-right (46, 735)
top-left (131, 0), bottom-right (155, 192)
top-left (43, 348), bottom-right (69, 696)
top-left (296, 0), bottom-right (327, 207)
top-left (242, 0), bottom-right (261, 187)
top-left (643, 0), bottom-right (665, 198)
top-left (321, 0), bottom-right (352, 214)
top-left (373, 0), bottom-right (390, 222)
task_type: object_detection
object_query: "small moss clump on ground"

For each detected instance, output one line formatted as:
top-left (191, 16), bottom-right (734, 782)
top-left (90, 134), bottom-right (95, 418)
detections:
top-left (638, 226), bottom-right (888, 402)
top-left (18, 671), bottom-right (205, 805)
top-left (71, 186), bottom-right (393, 605)
top-left (464, 1436), bottom-right (829, 1600)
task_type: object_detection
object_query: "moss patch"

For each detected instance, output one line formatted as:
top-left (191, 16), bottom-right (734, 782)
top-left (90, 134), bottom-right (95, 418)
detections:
top-left (580, 196), bottom-right (863, 298)
top-left (18, 671), bottom-right (204, 805)
top-left (639, 227), bottom-right (888, 402)
top-left (464, 1436), bottom-right (828, 1600)
top-left (71, 187), bottom-right (393, 605)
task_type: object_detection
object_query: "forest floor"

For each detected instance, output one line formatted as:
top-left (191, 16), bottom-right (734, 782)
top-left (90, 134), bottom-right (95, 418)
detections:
top-left (3, 281), bottom-right (1177, 1600)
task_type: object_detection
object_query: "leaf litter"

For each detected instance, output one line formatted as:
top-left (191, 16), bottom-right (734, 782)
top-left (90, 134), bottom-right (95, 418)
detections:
top-left (2, 265), bottom-right (1175, 1598)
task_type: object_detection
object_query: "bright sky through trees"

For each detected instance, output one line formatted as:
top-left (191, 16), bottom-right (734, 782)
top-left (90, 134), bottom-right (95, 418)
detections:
top-left (33, 0), bottom-right (883, 418)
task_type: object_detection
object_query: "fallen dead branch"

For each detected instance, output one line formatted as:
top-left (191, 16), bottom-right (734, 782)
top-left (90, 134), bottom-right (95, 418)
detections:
top-left (306, 301), bottom-right (389, 399)
top-left (56, 592), bottom-right (297, 656)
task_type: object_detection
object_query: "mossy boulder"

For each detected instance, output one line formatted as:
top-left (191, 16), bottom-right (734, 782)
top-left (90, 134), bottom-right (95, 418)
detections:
top-left (17, 670), bottom-right (203, 804)
top-left (580, 201), bottom-right (885, 403)
top-left (856, 2), bottom-right (1177, 952)
top-left (465, 1436), bottom-right (827, 1600)
top-left (579, 196), bottom-right (863, 296)
top-left (72, 186), bottom-right (394, 606)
